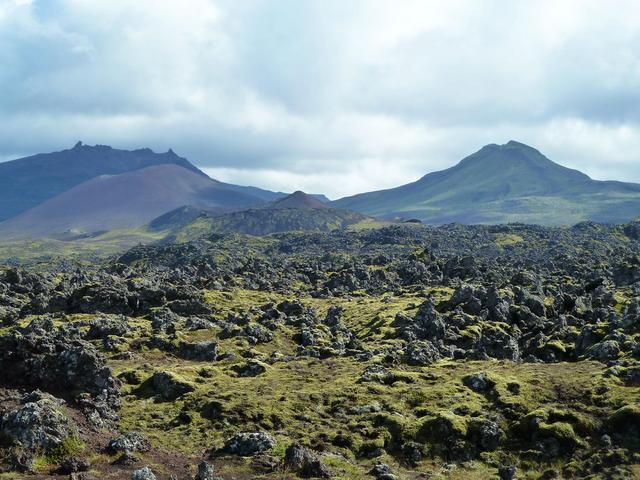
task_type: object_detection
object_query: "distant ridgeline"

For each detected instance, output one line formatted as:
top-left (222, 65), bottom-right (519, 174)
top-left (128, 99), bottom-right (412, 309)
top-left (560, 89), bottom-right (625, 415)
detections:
top-left (0, 140), bottom-right (639, 246)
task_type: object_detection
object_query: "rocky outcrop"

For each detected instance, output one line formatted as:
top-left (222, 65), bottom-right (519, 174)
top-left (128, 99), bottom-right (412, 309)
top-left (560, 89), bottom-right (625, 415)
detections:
top-left (223, 432), bottom-right (276, 456)
top-left (0, 320), bottom-right (121, 425)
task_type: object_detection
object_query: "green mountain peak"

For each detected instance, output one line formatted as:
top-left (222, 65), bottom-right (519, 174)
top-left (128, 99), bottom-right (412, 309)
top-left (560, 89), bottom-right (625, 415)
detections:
top-left (333, 141), bottom-right (640, 225)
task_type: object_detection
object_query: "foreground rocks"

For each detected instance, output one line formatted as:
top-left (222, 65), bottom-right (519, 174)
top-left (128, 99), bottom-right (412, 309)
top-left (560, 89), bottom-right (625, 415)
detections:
top-left (1, 222), bottom-right (640, 478)
top-left (0, 319), bottom-right (121, 426)
top-left (0, 391), bottom-right (78, 470)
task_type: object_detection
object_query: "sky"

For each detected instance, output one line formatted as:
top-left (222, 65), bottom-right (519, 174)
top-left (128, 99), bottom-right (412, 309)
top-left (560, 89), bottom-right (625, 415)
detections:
top-left (1, 0), bottom-right (639, 199)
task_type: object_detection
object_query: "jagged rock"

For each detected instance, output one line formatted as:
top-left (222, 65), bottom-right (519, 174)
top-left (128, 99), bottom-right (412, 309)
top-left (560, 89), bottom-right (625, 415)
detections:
top-left (498, 465), bottom-right (517, 480)
top-left (0, 391), bottom-right (76, 454)
top-left (132, 467), bottom-right (157, 480)
top-left (468, 419), bottom-right (504, 451)
top-left (244, 323), bottom-right (274, 343)
top-left (107, 432), bottom-right (151, 454)
top-left (284, 443), bottom-right (331, 478)
top-left (369, 463), bottom-right (398, 480)
top-left (585, 340), bottom-right (621, 361)
top-left (394, 299), bottom-right (445, 341)
top-left (150, 372), bottom-right (194, 401)
top-left (68, 283), bottom-right (133, 315)
top-left (223, 431), bottom-right (276, 456)
top-left (185, 317), bottom-right (214, 331)
top-left (56, 457), bottom-right (91, 474)
top-left (463, 372), bottom-right (496, 393)
top-left (149, 308), bottom-right (180, 333)
top-left (194, 461), bottom-right (223, 480)
top-left (178, 340), bottom-right (219, 361)
top-left (84, 316), bottom-right (130, 340)
top-left (472, 325), bottom-right (520, 361)
top-left (401, 442), bottom-right (423, 466)
top-left (404, 341), bottom-right (440, 366)
top-left (168, 298), bottom-right (212, 316)
top-left (0, 323), bottom-right (121, 424)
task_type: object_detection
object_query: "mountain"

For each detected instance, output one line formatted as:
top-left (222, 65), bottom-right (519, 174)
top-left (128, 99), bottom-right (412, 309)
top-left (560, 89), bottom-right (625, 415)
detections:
top-left (215, 185), bottom-right (329, 204)
top-left (0, 164), bottom-right (270, 240)
top-left (267, 190), bottom-right (329, 210)
top-left (0, 142), bottom-right (212, 222)
top-left (333, 140), bottom-right (640, 225)
top-left (152, 191), bottom-right (371, 240)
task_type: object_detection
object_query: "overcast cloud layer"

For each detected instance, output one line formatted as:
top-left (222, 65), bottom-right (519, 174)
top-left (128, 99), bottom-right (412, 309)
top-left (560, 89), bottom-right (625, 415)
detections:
top-left (1, 0), bottom-right (639, 198)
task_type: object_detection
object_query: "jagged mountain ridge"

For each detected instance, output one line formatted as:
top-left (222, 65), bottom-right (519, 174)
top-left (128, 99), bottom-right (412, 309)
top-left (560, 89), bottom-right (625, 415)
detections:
top-left (0, 142), bottom-right (212, 221)
top-left (0, 164), bottom-right (274, 240)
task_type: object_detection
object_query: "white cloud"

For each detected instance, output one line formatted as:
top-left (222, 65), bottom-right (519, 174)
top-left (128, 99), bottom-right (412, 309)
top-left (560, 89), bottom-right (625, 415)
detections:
top-left (0, 0), bottom-right (639, 197)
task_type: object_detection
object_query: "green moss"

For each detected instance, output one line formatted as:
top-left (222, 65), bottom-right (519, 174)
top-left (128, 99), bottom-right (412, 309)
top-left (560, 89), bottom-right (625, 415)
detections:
top-left (609, 404), bottom-right (640, 431)
top-left (35, 434), bottom-right (85, 469)
top-left (418, 411), bottom-right (469, 442)
top-left (537, 422), bottom-right (580, 447)
top-left (545, 340), bottom-right (569, 354)
top-left (104, 285), bottom-right (640, 477)
top-left (495, 233), bottom-right (524, 247)
top-left (460, 325), bottom-right (483, 341)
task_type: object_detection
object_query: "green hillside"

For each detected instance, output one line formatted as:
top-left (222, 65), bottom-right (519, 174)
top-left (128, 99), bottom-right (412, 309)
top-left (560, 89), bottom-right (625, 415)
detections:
top-left (333, 141), bottom-right (640, 225)
top-left (161, 208), bottom-right (370, 242)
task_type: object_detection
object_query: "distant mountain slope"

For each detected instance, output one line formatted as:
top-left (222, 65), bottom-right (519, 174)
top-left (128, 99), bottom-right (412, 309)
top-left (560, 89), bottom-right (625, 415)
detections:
top-left (189, 208), bottom-right (367, 237)
top-left (0, 142), bottom-right (211, 221)
top-left (0, 164), bottom-right (269, 240)
top-left (213, 184), bottom-right (330, 204)
top-left (267, 190), bottom-right (329, 209)
top-left (146, 205), bottom-right (218, 232)
top-left (333, 141), bottom-right (640, 225)
top-left (152, 191), bottom-right (371, 240)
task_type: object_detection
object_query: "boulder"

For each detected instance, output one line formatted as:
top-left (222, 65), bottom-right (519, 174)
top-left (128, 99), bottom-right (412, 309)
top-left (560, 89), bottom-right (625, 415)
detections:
top-left (194, 461), bottom-right (223, 480)
top-left (84, 316), bottom-right (130, 340)
top-left (0, 391), bottom-right (76, 454)
top-left (107, 432), bottom-right (151, 454)
top-left (223, 432), bottom-right (275, 456)
top-left (462, 372), bottom-right (496, 393)
top-left (231, 360), bottom-right (268, 377)
top-left (56, 457), bottom-right (91, 475)
top-left (369, 463), bottom-right (398, 480)
top-left (150, 372), bottom-right (194, 401)
top-left (284, 443), bottom-right (331, 478)
top-left (498, 465), bottom-right (517, 480)
top-left (178, 341), bottom-right (219, 362)
top-left (132, 467), bottom-right (157, 480)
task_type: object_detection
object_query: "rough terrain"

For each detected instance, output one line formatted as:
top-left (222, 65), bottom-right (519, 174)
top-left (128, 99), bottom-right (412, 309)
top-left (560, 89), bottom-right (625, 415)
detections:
top-left (2, 221), bottom-right (640, 479)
